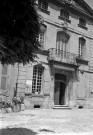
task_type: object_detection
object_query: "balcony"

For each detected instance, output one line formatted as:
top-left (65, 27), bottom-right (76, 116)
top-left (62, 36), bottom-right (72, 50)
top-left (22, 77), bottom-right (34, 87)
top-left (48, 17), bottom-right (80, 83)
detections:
top-left (76, 55), bottom-right (89, 65)
top-left (48, 48), bottom-right (78, 65)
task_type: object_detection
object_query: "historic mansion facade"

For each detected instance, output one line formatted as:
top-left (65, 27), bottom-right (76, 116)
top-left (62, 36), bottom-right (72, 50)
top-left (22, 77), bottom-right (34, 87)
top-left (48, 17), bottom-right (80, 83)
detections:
top-left (1, 0), bottom-right (93, 109)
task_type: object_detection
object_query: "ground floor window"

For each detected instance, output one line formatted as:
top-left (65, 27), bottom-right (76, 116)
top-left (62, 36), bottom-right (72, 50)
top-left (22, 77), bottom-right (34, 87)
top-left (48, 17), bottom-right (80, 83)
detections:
top-left (32, 66), bottom-right (44, 94)
top-left (0, 64), bottom-right (8, 90)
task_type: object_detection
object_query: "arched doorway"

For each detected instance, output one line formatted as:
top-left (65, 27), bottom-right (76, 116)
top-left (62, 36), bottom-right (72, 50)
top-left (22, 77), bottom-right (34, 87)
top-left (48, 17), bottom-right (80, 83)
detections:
top-left (54, 73), bottom-right (67, 105)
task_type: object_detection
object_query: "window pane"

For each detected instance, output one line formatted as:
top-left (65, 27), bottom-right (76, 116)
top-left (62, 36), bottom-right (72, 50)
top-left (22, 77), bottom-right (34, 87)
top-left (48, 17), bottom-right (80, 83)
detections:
top-left (38, 0), bottom-right (48, 10)
top-left (60, 10), bottom-right (69, 19)
top-left (2, 65), bottom-right (7, 75)
top-left (79, 18), bottom-right (86, 26)
top-left (32, 66), bottom-right (43, 93)
top-left (1, 76), bottom-right (7, 90)
top-left (79, 38), bottom-right (86, 58)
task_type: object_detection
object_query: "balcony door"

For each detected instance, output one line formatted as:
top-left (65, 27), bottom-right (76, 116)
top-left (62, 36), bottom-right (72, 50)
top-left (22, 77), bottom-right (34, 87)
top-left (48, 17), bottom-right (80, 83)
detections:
top-left (56, 31), bottom-right (70, 59)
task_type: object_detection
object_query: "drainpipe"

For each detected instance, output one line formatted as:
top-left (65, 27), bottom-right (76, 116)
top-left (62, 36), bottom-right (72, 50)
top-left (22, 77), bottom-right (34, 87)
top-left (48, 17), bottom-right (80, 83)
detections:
top-left (15, 63), bottom-right (19, 97)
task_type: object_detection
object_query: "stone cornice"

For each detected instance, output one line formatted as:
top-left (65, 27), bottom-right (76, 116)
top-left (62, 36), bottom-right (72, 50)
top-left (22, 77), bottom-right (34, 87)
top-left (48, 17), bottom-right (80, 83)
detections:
top-left (46, 0), bottom-right (93, 21)
top-left (69, 4), bottom-right (93, 21)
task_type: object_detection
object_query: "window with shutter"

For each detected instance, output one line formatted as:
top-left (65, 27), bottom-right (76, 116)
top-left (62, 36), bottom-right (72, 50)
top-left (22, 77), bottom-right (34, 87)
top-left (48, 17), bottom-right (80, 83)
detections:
top-left (0, 64), bottom-right (8, 90)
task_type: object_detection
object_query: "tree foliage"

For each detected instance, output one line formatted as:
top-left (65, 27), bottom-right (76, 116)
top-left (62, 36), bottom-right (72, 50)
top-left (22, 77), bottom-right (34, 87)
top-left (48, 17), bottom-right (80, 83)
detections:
top-left (0, 0), bottom-right (40, 65)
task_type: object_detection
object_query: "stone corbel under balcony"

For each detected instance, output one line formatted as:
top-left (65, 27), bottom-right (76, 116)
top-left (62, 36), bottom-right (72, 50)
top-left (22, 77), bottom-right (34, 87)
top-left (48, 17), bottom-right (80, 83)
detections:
top-left (76, 56), bottom-right (89, 65)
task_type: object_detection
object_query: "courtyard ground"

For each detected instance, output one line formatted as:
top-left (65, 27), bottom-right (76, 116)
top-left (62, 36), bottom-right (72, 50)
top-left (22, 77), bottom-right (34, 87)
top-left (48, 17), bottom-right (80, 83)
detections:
top-left (0, 108), bottom-right (93, 135)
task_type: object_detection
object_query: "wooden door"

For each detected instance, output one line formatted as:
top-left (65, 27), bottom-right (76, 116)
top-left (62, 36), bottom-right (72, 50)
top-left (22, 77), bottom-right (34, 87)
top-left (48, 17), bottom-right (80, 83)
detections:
top-left (54, 81), bottom-right (60, 105)
top-left (59, 82), bottom-right (66, 105)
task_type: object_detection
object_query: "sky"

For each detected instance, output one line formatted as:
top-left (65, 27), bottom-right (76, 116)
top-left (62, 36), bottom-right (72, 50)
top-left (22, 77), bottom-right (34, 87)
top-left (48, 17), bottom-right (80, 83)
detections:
top-left (84, 0), bottom-right (93, 10)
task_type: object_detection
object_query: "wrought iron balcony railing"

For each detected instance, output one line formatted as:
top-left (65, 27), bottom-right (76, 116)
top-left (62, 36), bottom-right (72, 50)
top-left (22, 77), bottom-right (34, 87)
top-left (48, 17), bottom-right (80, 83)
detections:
top-left (48, 48), bottom-right (78, 65)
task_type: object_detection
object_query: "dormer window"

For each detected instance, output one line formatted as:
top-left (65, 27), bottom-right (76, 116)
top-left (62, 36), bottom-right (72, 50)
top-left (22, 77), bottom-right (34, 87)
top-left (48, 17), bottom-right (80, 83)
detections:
top-left (78, 18), bottom-right (87, 30)
top-left (60, 9), bottom-right (69, 20)
top-left (38, 0), bottom-right (50, 15)
top-left (58, 9), bottom-right (71, 23)
top-left (79, 18), bottom-right (86, 27)
top-left (38, 0), bottom-right (48, 11)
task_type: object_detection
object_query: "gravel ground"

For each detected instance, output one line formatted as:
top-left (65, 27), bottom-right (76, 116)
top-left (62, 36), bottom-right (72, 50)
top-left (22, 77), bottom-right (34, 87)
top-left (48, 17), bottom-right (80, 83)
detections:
top-left (0, 109), bottom-right (93, 135)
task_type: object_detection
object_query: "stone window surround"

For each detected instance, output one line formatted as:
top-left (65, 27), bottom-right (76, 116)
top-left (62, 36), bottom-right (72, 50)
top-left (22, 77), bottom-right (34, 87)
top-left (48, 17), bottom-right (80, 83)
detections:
top-left (58, 9), bottom-right (71, 23)
top-left (38, 0), bottom-right (50, 15)
top-left (78, 18), bottom-right (88, 30)
top-left (32, 65), bottom-right (44, 94)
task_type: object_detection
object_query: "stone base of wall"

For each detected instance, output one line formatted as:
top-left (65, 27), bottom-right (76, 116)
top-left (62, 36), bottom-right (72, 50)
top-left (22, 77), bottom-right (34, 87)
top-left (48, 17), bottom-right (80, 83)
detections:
top-left (85, 100), bottom-right (93, 109)
top-left (73, 99), bottom-right (93, 109)
top-left (69, 101), bottom-right (76, 108)
top-left (75, 99), bottom-right (86, 108)
top-left (24, 96), bottom-right (93, 109)
top-left (24, 95), bottom-right (55, 109)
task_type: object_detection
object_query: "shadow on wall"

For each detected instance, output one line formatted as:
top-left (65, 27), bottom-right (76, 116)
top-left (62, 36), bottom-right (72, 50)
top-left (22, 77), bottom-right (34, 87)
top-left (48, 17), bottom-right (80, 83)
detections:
top-left (0, 128), bottom-right (37, 135)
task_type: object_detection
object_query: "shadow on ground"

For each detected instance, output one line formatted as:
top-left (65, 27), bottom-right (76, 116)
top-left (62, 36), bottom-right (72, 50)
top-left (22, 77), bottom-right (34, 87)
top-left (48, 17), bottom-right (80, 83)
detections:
top-left (39, 129), bottom-right (55, 133)
top-left (0, 128), bottom-right (37, 135)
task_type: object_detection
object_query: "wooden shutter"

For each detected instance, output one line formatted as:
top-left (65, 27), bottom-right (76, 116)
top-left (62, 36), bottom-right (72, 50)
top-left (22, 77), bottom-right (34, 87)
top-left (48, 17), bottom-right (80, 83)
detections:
top-left (0, 64), bottom-right (8, 90)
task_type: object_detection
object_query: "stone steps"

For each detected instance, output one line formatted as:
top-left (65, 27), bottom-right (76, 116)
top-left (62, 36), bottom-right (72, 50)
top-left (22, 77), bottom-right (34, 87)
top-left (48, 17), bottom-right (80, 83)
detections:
top-left (53, 105), bottom-right (72, 109)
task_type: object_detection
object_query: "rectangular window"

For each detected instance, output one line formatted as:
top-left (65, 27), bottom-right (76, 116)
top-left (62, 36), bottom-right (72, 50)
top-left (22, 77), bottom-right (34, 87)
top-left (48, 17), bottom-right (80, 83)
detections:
top-left (37, 24), bottom-right (47, 48)
top-left (1, 76), bottom-right (7, 90)
top-left (79, 18), bottom-right (86, 27)
top-left (39, 33), bottom-right (44, 47)
top-left (32, 66), bottom-right (44, 94)
top-left (79, 38), bottom-right (86, 59)
top-left (38, 0), bottom-right (48, 11)
top-left (0, 64), bottom-right (8, 90)
top-left (60, 9), bottom-right (69, 20)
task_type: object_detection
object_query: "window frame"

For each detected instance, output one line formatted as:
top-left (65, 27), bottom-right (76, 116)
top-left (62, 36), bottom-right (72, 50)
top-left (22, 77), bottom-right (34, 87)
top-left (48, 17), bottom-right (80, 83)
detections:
top-left (60, 9), bottom-right (69, 20)
top-left (78, 18), bottom-right (88, 30)
top-left (38, 33), bottom-right (44, 47)
top-left (0, 64), bottom-right (8, 91)
top-left (79, 37), bottom-right (86, 59)
top-left (32, 65), bottom-right (44, 94)
top-left (37, 24), bottom-right (47, 49)
top-left (58, 9), bottom-right (71, 23)
top-left (38, 0), bottom-right (50, 15)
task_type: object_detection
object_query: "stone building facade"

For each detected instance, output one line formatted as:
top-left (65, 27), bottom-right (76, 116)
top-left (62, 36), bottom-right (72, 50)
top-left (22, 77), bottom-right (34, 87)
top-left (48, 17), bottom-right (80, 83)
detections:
top-left (1, 0), bottom-right (93, 109)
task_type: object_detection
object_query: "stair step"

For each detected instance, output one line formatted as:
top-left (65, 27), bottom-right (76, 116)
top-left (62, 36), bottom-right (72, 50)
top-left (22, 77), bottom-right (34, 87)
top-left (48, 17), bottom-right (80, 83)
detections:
top-left (53, 105), bottom-right (72, 109)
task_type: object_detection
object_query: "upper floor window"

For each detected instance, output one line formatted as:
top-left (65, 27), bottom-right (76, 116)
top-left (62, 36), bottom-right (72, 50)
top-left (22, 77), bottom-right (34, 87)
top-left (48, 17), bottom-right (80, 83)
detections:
top-left (78, 18), bottom-right (87, 30)
top-left (37, 24), bottom-right (47, 48)
top-left (56, 31), bottom-right (70, 58)
top-left (79, 37), bottom-right (86, 59)
top-left (38, 33), bottom-right (44, 47)
top-left (58, 9), bottom-right (71, 23)
top-left (79, 18), bottom-right (86, 27)
top-left (60, 9), bottom-right (69, 20)
top-left (32, 65), bottom-right (44, 94)
top-left (38, 0), bottom-right (48, 11)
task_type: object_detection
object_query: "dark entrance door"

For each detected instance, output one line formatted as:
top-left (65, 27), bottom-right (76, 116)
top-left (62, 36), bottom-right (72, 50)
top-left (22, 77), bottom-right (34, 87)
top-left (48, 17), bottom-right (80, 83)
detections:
top-left (54, 81), bottom-right (66, 105)
top-left (54, 81), bottom-right (60, 105)
top-left (59, 82), bottom-right (66, 105)
top-left (54, 73), bottom-right (66, 105)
